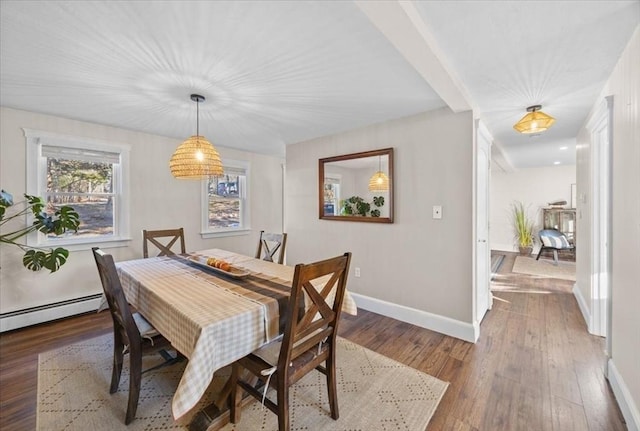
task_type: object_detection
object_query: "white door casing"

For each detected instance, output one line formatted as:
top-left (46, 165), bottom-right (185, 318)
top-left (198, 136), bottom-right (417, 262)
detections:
top-left (474, 119), bottom-right (492, 331)
top-left (587, 96), bottom-right (613, 340)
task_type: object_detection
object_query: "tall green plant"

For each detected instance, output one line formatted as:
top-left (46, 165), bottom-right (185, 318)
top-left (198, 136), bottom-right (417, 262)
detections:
top-left (0, 190), bottom-right (80, 272)
top-left (512, 201), bottom-right (535, 248)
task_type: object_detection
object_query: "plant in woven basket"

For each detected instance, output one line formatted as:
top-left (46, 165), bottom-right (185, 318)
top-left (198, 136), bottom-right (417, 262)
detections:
top-left (512, 201), bottom-right (535, 255)
top-left (1, 190), bottom-right (80, 272)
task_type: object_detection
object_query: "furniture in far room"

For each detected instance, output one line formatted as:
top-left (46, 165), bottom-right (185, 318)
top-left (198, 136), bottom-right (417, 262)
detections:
top-left (255, 230), bottom-right (288, 264)
top-left (230, 252), bottom-right (352, 431)
top-left (536, 229), bottom-right (575, 265)
top-left (542, 207), bottom-right (576, 246)
top-left (142, 227), bottom-right (186, 258)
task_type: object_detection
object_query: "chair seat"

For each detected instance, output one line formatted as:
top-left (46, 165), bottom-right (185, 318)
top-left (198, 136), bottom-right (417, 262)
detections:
top-left (132, 312), bottom-right (160, 340)
top-left (537, 229), bottom-right (574, 265)
top-left (251, 330), bottom-right (328, 376)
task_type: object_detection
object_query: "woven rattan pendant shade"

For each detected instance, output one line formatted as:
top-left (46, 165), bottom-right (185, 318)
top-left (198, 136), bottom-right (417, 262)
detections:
top-left (513, 105), bottom-right (556, 134)
top-left (170, 94), bottom-right (223, 179)
top-left (368, 171), bottom-right (389, 191)
top-left (368, 155), bottom-right (389, 191)
top-left (169, 135), bottom-right (223, 179)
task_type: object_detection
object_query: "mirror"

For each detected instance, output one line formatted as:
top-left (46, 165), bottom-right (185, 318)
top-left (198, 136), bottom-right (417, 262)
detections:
top-left (319, 148), bottom-right (394, 223)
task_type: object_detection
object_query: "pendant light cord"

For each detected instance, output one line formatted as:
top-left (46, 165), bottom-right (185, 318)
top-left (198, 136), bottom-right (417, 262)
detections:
top-left (196, 98), bottom-right (200, 136)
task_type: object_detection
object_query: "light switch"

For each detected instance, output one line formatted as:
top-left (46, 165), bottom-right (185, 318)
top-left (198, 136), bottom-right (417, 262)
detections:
top-left (433, 205), bottom-right (442, 219)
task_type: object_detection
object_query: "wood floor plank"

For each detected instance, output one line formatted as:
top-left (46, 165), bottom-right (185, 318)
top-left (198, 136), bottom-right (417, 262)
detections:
top-left (551, 396), bottom-right (590, 431)
top-left (574, 359), bottom-right (627, 431)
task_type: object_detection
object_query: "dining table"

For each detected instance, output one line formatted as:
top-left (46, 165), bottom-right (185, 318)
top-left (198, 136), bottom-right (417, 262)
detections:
top-left (113, 248), bottom-right (357, 422)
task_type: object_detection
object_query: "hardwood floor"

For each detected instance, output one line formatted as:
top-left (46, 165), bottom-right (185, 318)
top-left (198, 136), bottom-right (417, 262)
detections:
top-left (0, 253), bottom-right (626, 430)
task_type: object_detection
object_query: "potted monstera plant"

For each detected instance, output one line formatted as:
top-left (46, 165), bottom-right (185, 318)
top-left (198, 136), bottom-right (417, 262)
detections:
top-left (512, 201), bottom-right (535, 255)
top-left (0, 190), bottom-right (80, 272)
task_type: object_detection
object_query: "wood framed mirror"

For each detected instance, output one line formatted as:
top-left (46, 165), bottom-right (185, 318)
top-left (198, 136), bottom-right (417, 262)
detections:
top-left (319, 148), bottom-right (394, 223)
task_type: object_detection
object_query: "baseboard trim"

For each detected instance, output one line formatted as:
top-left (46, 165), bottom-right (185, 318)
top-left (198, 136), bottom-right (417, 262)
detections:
top-left (573, 283), bottom-right (592, 332)
top-left (0, 294), bottom-right (102, 333)
top-left (350, 293), bottom-right (477, 343)
top-left (608, 359), bottom-right (640, 431)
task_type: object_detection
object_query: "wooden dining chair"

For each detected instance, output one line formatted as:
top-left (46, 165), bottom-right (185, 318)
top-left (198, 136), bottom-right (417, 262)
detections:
top-left (255, 230), bottom-right (287, 264)
top-left (230, 252), bottom-right (352, 431)
top-left (142, 227), bottom-right (186, 258)
top-left (92, 247), bottom-right (179, 424)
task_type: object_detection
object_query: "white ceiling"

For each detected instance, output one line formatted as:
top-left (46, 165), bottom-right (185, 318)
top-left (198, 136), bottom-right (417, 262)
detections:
top-left (1, 1), bottom-right (638, 170)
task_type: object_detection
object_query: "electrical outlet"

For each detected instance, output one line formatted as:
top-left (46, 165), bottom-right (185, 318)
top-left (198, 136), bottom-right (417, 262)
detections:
top-left (433, 205), bottom-right (442, 219)
top-left (354, 267), bottom-right (361, 277)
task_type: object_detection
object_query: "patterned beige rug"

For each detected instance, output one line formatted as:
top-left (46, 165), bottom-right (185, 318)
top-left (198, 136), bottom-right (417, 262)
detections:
top-left (38, 334), bottom-right (448, 431)
top-left (512, 255), bottom-right (576, 281)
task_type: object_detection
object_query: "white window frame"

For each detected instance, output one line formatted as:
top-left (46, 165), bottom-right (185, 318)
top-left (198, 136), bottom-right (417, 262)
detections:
top-left (201, 159), bottom-right (251, 239)
top-left (323, 173), bottom-right (342, 216)
top-left (24, 128), bottom-right (131, 250)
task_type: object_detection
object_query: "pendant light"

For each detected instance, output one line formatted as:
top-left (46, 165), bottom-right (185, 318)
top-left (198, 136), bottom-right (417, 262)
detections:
top-left (169, 94), bottom-right (223, 179)
top-left (368, 156), bottom-right (389, 191)
top-left (513, 105), bottom-right (556, 134)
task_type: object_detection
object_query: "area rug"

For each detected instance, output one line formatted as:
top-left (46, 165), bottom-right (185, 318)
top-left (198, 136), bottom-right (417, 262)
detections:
top-left (491, 254), bottom-right (505, 278)
top-left (511, 255), bottom-right (576, 281)
top-left (38, 334), bottom-right (448, 431)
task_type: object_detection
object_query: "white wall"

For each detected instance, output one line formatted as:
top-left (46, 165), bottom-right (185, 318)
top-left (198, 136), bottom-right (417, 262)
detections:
top-left (0, 107), bottom-right (284, 318)
top-left (576, 27), bottom-right (640, 430)
top-left (285, 108), bottom-right (475, 337)
top-left (490, 165), bottom-right (576, 252)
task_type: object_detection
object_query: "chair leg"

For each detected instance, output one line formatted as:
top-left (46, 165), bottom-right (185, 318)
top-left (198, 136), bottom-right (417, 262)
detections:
top-left (125, 350), bottom-right (142, 425)
top-left (277, 379), bottom-right (290, 431)
top-left (553, 250), bottom-right (559, 265)
top-left (110, 335), bottom-right (124, 394)
top-left (536, 247), bottom-right (544, 261)
top-left (326, 353), bottom-right (339, 420)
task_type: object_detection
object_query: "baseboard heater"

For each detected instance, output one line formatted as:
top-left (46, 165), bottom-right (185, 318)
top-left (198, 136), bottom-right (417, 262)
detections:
top-left (0, 293), bottom-right (103, 333)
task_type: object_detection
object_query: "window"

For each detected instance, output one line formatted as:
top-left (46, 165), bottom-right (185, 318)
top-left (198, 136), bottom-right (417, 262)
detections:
top-left (323, 175), bottom-right (341, 216)
top-left (25, 129), bottom-right (130, 249)
top-left (201, 160), bottom-right (250, 238)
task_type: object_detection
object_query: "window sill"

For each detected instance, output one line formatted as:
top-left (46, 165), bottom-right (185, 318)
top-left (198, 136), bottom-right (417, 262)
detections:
top-left (200, 229), bottom-right (251, 239)
top-left (35, 237), bottom-right (132, 252)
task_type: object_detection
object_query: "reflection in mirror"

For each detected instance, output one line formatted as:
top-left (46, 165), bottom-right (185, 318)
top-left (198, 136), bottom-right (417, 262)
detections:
top-left (319, 148), bottom-right (393, 223)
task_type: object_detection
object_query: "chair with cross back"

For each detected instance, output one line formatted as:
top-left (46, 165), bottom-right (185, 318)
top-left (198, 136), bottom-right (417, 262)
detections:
top-left (142, 228), bottom-right (186, 258)
top-left (255, 230), bottom-right (287, 264)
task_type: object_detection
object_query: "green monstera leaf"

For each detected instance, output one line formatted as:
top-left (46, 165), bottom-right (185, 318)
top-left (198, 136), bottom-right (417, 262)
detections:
top-left (2, 191), bottom-right (81, 273)
top-left (23, 248), bottom-right (70, 272)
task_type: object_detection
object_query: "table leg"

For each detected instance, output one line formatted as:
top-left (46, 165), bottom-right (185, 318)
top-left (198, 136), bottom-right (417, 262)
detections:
top-left (188, 371), bottom-right (260, 431)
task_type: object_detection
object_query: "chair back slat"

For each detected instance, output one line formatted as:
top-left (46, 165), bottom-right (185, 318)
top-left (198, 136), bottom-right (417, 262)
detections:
top-left (278, 252), bottom-right (351, 370)
top-left (142, 228), bottom-right (186, 258)
top-left (255, 230), bottom-right (288, 264)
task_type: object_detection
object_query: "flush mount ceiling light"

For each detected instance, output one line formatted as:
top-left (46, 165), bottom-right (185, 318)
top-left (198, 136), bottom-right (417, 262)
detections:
top-left (169, 94), bottom-right (223, 179)
top-left (368, 156), bottom-right (389, 191)
top-left (513, 105), bottom-right (556, 134)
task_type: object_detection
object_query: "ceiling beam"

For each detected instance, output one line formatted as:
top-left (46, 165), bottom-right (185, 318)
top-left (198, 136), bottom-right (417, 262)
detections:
top-left (355, 0), bottom-right (472, 113)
